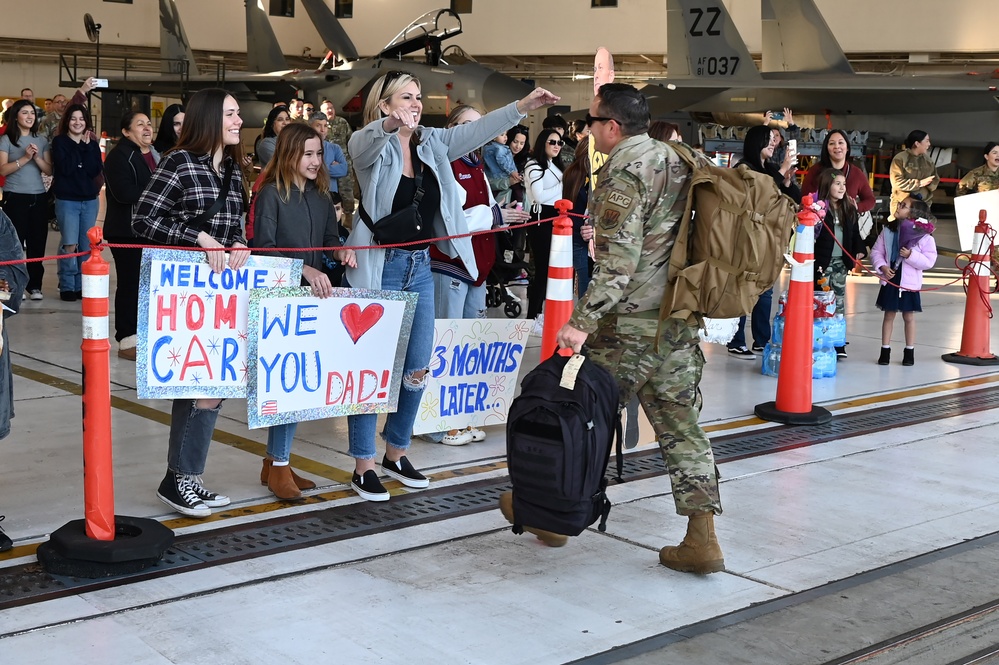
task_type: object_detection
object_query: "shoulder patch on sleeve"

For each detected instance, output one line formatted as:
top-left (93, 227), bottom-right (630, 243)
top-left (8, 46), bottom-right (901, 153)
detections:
top-left (606, 191), bottom-right (633, 209)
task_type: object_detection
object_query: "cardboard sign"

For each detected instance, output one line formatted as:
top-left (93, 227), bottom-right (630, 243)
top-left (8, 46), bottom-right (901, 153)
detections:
top-left (413, 318), bottom-right (532, 435)
top-left (246, 287), bottom-right (418, 429)
top-left (953, 189), bottom-right (999, 251)
top-left (137, 248), bottom-right (302, 399)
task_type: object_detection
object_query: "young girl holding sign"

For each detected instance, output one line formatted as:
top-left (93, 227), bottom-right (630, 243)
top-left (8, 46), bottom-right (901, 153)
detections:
top-left (252, 123), bottom-right (356, 500)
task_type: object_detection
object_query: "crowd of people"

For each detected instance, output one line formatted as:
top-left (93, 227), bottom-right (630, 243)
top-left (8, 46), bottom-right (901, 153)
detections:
top-left (0, 76), bottom-right (996, 573)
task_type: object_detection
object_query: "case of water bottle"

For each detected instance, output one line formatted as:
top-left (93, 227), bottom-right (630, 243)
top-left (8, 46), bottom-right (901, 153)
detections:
top-left (762, 302), bottom-right (845, 379)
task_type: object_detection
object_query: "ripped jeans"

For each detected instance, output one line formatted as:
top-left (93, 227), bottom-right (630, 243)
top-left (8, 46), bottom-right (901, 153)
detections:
top-left (54, 198), bottom-right (99, 294)
top-left (347, 248), bottom-right (435, 460)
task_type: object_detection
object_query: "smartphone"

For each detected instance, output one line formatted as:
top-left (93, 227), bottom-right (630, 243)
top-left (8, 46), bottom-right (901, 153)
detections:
top-left (787, 139), bottom-right (797, 155)
top-left (92, 78), bottom-right (109, 89)
top-left (770, 111), bottom-right (784, 120)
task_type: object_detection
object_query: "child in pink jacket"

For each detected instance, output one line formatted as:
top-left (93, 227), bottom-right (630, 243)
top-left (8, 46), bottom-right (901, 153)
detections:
top-left (871, 196), bottom-right (938, 366)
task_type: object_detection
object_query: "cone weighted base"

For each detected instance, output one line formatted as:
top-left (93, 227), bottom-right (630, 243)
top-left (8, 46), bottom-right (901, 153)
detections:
top-left (37, 516), bottom-right (174, 578)
top-left (941, 352), bottom-right (999, 366)
top-left (755, 401), bottom-right (832, 425)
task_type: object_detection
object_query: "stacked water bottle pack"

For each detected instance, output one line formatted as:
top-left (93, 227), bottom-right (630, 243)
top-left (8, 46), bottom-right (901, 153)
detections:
top-left (761, 291), bottom-right (846, 379)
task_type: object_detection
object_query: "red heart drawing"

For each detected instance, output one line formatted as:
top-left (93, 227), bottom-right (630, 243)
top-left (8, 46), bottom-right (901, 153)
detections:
top-left (340, 303), bottom-right (385, 344)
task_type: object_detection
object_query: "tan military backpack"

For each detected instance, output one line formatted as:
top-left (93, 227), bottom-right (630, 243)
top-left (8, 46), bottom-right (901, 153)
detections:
top-left (660, 143), bottom-right (799, 322)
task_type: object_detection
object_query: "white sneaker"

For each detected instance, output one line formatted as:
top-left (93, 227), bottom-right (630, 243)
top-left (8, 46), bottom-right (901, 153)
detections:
top-left (465, 426), bottom-right (487, 442)
top-left (530, 314), bottom-right (545, 337)
top-left (28, 290), bottom-right (43, 301)
top-left (440, 429), bottom-right (474, 446)
top-left (504, 288), bottom-right (521, 303)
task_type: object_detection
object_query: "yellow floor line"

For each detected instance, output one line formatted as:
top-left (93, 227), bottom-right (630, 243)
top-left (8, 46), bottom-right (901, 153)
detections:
top-left (3, 363), bottom-right (997, 559)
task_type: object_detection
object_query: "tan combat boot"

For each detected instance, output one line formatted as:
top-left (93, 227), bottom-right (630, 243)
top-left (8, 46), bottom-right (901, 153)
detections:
top-left (659, 512), bottom-right (725, 574)
top-left (498, 491), bottom-right (568, 548)
top-left (260, 458), bottom-right (317, 490)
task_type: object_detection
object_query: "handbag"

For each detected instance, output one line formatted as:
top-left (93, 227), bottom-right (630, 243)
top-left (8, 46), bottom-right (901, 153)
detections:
top-left (358, 159), bottom-right (425, 245)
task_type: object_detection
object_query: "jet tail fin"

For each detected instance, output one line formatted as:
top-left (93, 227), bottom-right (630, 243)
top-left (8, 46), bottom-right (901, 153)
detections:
top-left (300, 0), bottom-right (359, 61)
top-left (761, 0), bottom-right (855, 74)
top-left (245, 0), bottom-right (288, 73)
top-left (159, 0), bottom-right (199, 75)
top-left (666, 0), bottom-right (761, 81)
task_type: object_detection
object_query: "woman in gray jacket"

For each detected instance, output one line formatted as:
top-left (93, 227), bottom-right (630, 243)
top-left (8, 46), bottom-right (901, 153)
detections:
top-left (344, 70), bottom-right (558, 501)
top-left (253, 122), bottom-right (356, 500)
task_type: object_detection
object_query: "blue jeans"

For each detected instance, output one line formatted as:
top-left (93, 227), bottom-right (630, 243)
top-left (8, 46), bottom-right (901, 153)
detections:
top-left (432, 272), bottom-right (486, 319)
top-left (573, 242), bottom-right (591, 298)
top-left (347, 248), bottom-right (435, 460)
top-left (168, 399), bottom-right (222, 475)
top-left (55, 198), bottom-right (99, 293)
top-left (729, 288), bottom-right (774, 349)
top-left (267, 422), bottom-right (297, 463)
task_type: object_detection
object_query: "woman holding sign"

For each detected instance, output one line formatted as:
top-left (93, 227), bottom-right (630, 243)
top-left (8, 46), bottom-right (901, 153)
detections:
top-left (133, 88), bottom-right (251, 518)
top-left (345, 72), bottom-right (559, 501)
top-left (253, 122), bottom-right (356, 500)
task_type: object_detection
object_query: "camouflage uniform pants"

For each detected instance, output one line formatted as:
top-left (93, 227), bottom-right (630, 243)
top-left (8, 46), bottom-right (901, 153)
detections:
top-left (586, 317), bottom-right (722, 516)
top-left (338, 157), bottom-right (356, 226)
top-left (817, 257), bottom-right (847, 314)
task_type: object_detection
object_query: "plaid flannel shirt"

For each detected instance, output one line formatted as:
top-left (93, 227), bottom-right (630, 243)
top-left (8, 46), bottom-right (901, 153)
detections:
top-left (132, 150), bottom-right (246, 247)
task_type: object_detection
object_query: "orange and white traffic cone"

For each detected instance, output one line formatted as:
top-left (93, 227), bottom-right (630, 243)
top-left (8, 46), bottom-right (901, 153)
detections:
top-left (756, 195), bottom-right (832, 425)
top-left (942, 210), bottom-right (999, 366)
top-left (539, 199), bottom-right (575, 362)
top-left (36, 229), bottom-right (174, 577)
top-left (80, 226), bottom-right (115, 540)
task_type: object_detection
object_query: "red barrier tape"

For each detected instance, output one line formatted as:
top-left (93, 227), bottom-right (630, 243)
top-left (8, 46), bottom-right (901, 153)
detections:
top-left (0, 213), bottom-right (582, 267)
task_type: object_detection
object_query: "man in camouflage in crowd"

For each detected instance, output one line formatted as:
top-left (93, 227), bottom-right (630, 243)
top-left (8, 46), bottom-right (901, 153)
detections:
top-left (38, 94), bottom-right (68, 141)
top-left (321, 99), bottom-right (355, 225)
top-left (555, 83), bottom-right (725, 574)
top-left (956, 141), bottom-right (999, 196)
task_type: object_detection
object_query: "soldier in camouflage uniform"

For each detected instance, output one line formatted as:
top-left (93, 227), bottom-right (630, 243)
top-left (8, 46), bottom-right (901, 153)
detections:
top-left (556, 83), bottom-right (724, 574)
top-left (956, 142), bottom-right (999, 196)
top-left (321, 100), bottom-right (355, 225)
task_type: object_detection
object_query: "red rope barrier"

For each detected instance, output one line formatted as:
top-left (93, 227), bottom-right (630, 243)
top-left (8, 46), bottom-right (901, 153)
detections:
top-left (0, 213), bottom-right (569, 267)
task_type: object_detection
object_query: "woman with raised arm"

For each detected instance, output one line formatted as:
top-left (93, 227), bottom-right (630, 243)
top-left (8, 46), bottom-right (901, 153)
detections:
top-left (344, 71), bottom-right (558, 501)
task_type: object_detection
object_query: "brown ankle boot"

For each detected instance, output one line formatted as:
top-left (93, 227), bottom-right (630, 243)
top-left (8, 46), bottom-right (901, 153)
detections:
top-left (260, 458), bottom-right (317, 490)
top-left (267, 464), bottom-right (304, 501)
top-left (498, 491), bottom-right (568, 548)
top-left (659, 512), bottom-right (725, 574)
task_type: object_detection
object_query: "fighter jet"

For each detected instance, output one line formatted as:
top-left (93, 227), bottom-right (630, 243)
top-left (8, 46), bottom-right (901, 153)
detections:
top-left (107, 2), bottom-right (531, 122)
top-left (644, 0), bottom-right (999, 134)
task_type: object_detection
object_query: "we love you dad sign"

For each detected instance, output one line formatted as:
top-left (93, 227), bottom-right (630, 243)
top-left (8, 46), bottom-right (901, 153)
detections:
top-left (245, 286), bottom-right (418, 429)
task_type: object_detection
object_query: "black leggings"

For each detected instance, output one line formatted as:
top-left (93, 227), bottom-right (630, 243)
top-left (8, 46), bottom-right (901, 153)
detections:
top-left (526, 205), bottom-right (557, 319)
top-left (3, 192), bottom-right (50, 292)
top-left (107, 240), bottom-right (143, 342)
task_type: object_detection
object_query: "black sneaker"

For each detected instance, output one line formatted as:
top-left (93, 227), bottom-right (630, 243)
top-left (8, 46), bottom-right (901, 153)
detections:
top-left (351, 470), bottom-right (390, 502)
top-left (156, 471), bottom-right (211, 518)
top-left (381, 455), bottom-right (430, 489)
top-left (0, 515), bottom-right (12, 553)
top-left (751, 344), bottom-right (765, 353)
top-left (727, 345), bottom-right (756, 359)
top-left (835, 346), bottom-right (848, 359)
top-left (189, 477), bottom-right (231, 508)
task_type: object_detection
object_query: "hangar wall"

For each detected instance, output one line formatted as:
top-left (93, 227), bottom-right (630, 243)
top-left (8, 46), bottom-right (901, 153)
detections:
top-left (1, 0), bottom-right (996, 61)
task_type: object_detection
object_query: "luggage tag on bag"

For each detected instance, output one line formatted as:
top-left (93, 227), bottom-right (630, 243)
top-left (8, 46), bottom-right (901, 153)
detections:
top-left (559, 353), bottom-right (585, 390)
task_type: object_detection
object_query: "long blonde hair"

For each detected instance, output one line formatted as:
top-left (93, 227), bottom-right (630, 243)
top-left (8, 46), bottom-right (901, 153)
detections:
top-left (363, 70), bottom-right (422, 126)
top-left (256, 123), bottom-right (330, 202)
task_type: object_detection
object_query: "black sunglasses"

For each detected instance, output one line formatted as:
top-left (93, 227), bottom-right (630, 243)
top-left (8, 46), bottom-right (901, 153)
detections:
top-left (547, 139), bottom-right (564, 146)
top-left (384, 70), bottom-right (407, 83)
top-left (585, 113), bottom-right (617, 127)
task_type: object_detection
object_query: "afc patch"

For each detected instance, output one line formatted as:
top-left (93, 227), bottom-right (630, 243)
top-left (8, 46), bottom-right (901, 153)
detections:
top-left (606, 191), bottom-right (633, 209)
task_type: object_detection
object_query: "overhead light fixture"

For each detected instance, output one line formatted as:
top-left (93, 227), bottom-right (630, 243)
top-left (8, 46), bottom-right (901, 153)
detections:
top-left (573, 74), bottom-right (593, 80)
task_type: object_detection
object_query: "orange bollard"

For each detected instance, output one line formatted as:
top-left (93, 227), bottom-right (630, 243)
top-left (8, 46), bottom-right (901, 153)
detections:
top-left (540, 199), bottom-right (576, 361)
top-left (942, 210), bottom-right (999, 365)
top-left (81, 226), bottom-right (114, 540)
top-left (756, 196), bottom-right (832, 425)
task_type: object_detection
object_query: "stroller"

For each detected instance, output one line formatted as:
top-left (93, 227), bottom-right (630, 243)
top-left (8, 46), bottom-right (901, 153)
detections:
top-left (486, 226), bottom-right (528, 318)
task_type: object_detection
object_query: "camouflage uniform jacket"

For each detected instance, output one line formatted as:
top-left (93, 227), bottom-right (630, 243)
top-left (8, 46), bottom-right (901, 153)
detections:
top-left (567, 133), bottom-right (694, 338)
top-left (889, 149), bottom-right (938, 217)
top-left (956, 163), bottom-right (999, 197)
top-left (326, 116), bottom-right (353, 155)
